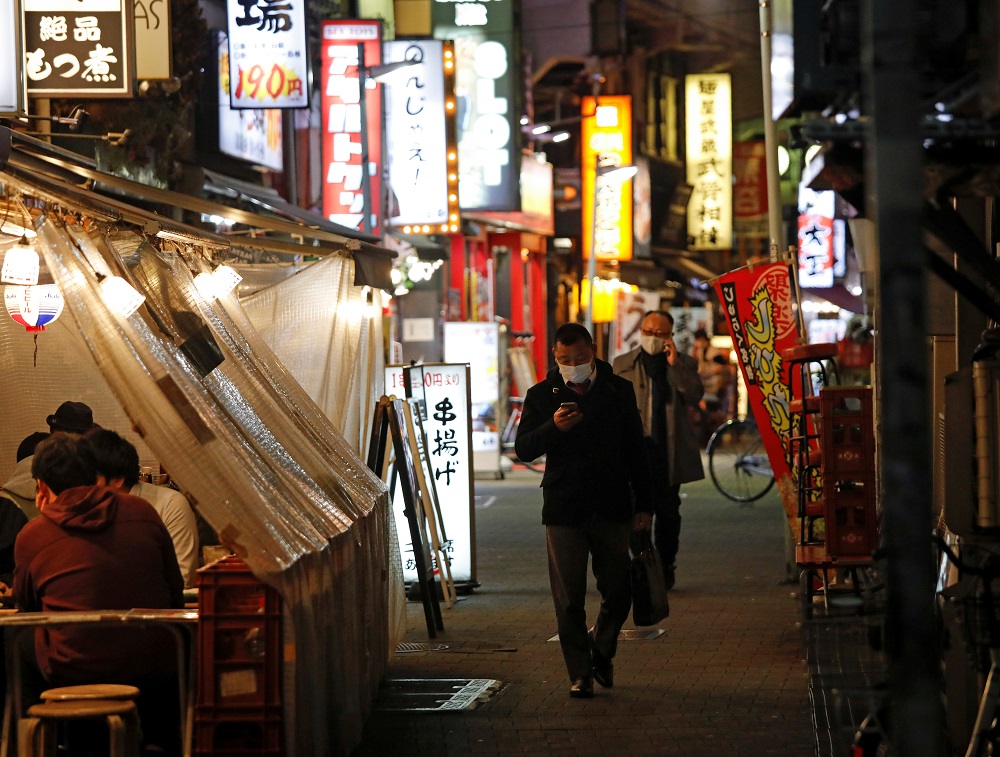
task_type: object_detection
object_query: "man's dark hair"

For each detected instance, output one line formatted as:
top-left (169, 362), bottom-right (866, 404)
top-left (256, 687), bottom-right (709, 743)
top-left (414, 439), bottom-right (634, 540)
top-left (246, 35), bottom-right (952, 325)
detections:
top-left (642, 310), bottom-right (674, 325)
top-left (16, 432), bottom-right (50, 463)
top-left (553, 322), bottom-right (593, 348)
top-left (31, 433), bottom-right (98, 495)
top-left (84, 429), bottom-right (140, 488)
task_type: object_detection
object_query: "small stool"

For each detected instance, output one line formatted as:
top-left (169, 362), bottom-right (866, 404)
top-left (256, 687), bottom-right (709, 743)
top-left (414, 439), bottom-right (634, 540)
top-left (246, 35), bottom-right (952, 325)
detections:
top-left (20, 699), bottom-right (141, 757)
top-left (41, 684), bottom-right (141, 702)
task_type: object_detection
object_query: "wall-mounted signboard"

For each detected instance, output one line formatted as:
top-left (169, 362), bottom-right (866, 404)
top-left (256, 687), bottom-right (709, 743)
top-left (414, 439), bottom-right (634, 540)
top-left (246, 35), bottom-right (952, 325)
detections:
top-left (1, 0), bottom-right (27, 115)
top-left (386, 363), bottom-right (475, 585)
top-left (24, 0), bottom-right (136, 97)
top-left (582, 94), bottom-right (634, 262)
top-left (225, 0), bottom-right (308, 109)
top-left (432, 0), bottom-right (520, 212)
top-left (383, 39), bottom-right (460, 234)
top-left (321, 20), bottom-right (383, 234)
top-left (685, 73), bottom-right (732, 250)
top-left (216, 31), bottom-right (283, 170)
top-left (133, 0), bottom-right (170, 80)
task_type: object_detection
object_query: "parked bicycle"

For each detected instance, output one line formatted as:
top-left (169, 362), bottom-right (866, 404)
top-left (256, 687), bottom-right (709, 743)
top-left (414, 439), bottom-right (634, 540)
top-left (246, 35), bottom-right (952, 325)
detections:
top-left (705, 416), bottom-right (775, 503)
top-left (499, 396), bottom-right (544, 474)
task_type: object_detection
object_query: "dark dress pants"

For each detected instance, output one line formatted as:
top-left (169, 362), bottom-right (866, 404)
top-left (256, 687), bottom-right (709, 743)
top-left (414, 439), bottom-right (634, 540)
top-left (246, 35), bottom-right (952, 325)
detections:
top-left (652, 484), bottom-right (682, 569)
top-left (546, 516), bottom-right (632, 682)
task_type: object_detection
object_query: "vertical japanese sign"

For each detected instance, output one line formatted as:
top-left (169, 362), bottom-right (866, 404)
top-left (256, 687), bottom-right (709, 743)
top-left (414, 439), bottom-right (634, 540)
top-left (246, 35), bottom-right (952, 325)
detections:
top-left (226, 0), bottom-right (308, 109)
top-left (1, 0), bottom-right (27, 115)
top-left (216, 32), bottom-right (283, 170)
top-left (321, 20), bottom-right (383, 234)
top-left (24, 0), bottom-right (135, 97)
top-left (133, 0), bottom-right (170, 80)
top-left (713, 260), bottom-right (800, 510)
top-left (610, 289), bottom-right (660, 361)
top-left (443, 321), bottom-right (501, 476)
top-left (685, 73), bottom-right (732, 250)
top-left (797, 184), bottom-right (836, 288)
top-left (385, 364), bottom-right (475, 584)
top-left (432, 0), bottom-right (520, 211)
top-left (582, 95), bottom-right (634, 262)
top-left (669, 305), bottom-right (712, 357)
top-left (383, 39), bottom-right (460, 234)
top-left (733, 141), bottom-right (769, 239)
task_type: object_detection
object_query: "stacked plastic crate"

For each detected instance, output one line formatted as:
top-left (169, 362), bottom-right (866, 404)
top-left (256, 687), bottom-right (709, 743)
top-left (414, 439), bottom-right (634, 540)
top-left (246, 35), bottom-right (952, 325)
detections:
top-left (196, 556), bottom-right (283, 756)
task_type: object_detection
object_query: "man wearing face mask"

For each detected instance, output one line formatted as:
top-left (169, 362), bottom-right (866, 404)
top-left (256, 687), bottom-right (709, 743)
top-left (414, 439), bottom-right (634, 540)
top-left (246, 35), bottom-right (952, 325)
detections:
top-left (515, 322), bottom-right (653, 699)
top-left (613, 310), bottom-right (705, 591)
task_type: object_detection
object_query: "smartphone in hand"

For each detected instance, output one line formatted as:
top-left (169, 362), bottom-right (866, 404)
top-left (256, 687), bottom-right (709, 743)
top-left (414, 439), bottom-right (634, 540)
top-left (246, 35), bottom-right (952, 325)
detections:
top-left (560, 401), bottom-right (579, 412)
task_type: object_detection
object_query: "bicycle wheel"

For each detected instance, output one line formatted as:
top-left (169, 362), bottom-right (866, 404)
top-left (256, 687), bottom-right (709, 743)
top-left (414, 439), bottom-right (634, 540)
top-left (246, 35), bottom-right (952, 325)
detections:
top-left (707, 419), bottom-right (776, 503)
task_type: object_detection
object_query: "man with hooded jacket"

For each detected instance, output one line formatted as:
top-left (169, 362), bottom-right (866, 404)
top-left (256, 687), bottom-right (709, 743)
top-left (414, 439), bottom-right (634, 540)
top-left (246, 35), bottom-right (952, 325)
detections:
top-left (515, 322), bottom-right (653, 699)
top-left (13, 433), bottom-right (184, 750)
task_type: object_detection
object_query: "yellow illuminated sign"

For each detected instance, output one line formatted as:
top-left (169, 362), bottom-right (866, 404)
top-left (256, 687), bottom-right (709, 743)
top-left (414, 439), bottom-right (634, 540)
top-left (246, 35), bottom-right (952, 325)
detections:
top-left (685, 73), bottom-right (732, 250)
top-left (582, 95), bottom-right (633, 262)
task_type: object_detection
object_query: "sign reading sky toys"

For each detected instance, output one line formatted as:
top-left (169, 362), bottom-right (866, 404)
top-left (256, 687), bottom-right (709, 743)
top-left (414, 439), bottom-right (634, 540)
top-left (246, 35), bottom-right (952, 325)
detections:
top-left (321, 20), bottom-right (383, 234)
top-left (383, 39), bottom-right (460, 234)
top-left (582, 95), bottom-right (633, 262)
top-left (1, 0), bottom-right (26, 115)
top-left (24, 0), bottom-right (135, 97)
top-left (685, 73), bottom-right (732, 250)
top-left (225, 0), bottom-right (308, 109)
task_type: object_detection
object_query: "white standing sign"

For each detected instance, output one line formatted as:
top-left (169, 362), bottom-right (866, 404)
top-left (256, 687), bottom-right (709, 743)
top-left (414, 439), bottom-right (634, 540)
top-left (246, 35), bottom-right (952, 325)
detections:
top-left (226, 0), bottom-right (308, 109)
top-left (443, 321), bottom-right (501, 477)
top-left (1, 0), bottom-right (26, 116)
top-left (385, 363), bottom-right (475, 584)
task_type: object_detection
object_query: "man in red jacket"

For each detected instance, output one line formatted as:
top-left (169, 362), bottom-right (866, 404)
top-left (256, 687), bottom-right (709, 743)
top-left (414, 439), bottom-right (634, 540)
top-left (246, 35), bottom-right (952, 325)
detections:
top-left (13, 432), bottom-right (184, 749)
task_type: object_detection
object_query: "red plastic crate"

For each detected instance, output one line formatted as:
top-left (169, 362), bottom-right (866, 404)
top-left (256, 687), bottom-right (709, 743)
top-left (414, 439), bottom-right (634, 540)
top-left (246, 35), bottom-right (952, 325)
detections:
top-left (195, 706), bottom-right (283, 754)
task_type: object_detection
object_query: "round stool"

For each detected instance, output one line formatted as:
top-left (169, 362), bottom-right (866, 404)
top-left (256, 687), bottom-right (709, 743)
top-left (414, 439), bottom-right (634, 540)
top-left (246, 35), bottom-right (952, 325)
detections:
top-left (21, 699), bottom-right (141, 757)
top-left (41, 683), bottom-right (141, 702)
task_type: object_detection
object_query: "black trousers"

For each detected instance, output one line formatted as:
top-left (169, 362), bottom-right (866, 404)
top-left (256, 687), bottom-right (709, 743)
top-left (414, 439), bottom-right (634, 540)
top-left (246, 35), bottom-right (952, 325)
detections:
top-left (653, 484), bottom-right (682, 569)
top-left (546, 517), bottom-right (631, 682)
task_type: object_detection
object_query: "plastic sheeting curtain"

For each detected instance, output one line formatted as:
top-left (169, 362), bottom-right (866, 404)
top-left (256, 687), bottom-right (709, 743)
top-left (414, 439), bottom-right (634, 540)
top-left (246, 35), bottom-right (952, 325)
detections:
top-left (0, 172), bottom-right (401, 756)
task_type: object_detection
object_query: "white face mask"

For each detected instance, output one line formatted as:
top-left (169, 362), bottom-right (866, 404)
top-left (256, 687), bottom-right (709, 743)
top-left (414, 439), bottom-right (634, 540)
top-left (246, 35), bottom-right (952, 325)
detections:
top-left (558, 362), bottom-right (593, 385)
top-left (640, 334), bottom-right (666, 355)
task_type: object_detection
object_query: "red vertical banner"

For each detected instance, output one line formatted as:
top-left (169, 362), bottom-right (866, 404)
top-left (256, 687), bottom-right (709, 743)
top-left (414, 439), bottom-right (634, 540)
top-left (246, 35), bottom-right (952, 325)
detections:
top-left (321, 20), bottom-right (383, 235)
top-left (714, 260), bottom-right (801, 516)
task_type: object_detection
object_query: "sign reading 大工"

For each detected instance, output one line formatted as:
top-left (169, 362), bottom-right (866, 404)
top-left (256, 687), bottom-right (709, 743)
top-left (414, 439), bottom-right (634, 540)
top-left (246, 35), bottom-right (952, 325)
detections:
top-left (385, 363), bottom-right (475, 585)
top-left (24, 0), bottom-right (135, 97)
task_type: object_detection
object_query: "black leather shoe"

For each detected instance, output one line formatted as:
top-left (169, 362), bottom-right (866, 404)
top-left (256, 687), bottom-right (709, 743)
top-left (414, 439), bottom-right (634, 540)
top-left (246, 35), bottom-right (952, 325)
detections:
top-left (592, 650), bottom-right (614, 688)
top-left (569, 676), bottom-right (594, 698)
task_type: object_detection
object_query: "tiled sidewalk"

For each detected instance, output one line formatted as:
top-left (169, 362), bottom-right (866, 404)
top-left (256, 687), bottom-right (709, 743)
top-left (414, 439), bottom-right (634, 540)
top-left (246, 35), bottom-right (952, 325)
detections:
top-left (354, 470), bottom-right (818, 756)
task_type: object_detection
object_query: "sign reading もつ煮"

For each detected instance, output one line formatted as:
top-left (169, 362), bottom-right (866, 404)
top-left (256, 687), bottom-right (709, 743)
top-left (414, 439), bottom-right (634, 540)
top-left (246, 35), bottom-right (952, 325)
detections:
top-left (582, 95), bottom-right (633, 262)
top-left (685, 73), bottom-right (732, 250)
top-left (225, 0), bottom-right (308, 109)
top-left (321, 20), bottom-right (383, 234)
top-left (24, 0), bottom-right (135, 97)
top-left (385, 364), bottom-right (474, 584)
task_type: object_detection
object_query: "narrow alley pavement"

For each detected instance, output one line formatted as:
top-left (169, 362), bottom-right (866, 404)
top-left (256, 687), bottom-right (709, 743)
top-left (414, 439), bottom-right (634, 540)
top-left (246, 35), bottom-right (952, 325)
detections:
top-left (355, 467), bottom-right (880, 756)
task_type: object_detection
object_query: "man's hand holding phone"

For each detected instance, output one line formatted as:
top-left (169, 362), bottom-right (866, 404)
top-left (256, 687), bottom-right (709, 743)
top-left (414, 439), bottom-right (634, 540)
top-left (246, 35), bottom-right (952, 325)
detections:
top-left (555, 401), bottom-right (583, 431)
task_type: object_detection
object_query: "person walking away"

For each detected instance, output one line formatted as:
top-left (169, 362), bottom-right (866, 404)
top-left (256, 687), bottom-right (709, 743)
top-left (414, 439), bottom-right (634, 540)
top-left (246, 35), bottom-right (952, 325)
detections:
top-left (515, 323), bottom-right (653, 699)
top-left (13, 433), bottom-right (184, 751)
top-left (613, 310), bottom-right (705, 590)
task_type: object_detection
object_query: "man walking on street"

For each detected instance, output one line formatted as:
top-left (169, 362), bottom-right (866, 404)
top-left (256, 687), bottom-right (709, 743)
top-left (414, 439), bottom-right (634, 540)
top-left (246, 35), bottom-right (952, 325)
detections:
top-left (515, 323), bottom-right (653, 699)
top-left (614, 310), bottom-right (705, 591)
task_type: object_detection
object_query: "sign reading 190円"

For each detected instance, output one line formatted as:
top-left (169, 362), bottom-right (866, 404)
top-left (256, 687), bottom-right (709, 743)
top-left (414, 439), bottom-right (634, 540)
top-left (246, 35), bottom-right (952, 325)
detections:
top-left (385, 363), bottom-right (475, 585)
top-left (24, 0), bottom-right (135, 97)
top-left (226, 0), bottom-right (309, 109)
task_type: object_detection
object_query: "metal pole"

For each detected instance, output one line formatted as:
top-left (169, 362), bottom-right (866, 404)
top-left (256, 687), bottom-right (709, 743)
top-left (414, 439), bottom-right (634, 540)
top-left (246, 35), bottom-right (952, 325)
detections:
top-left (758, 1), bottom-right (783, 259)
top-left (585, 152), bottom-right (599, 336)
top-left (863, 0), bottom-right (944, 753)
top-left (357, 42), bottom-right (373, 236)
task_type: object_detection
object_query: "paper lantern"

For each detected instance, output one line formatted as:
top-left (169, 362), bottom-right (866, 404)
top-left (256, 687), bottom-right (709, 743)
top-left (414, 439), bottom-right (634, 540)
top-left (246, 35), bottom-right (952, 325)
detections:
top-left (5, 285), bottom-right (63, 332)
top-left (194, 271), bottom-right (218, 301)
top-left (1, 242), bottom-right (40, 285)
top-left (101, 276), bottom-right (145, 317)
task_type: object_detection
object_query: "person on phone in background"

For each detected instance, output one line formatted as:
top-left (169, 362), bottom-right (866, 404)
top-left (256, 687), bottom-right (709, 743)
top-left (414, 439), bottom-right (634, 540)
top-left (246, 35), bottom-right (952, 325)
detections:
top-left (613, 310), bottom-right (705, 591)
top-left (515, 323), bottom-right (653, 699)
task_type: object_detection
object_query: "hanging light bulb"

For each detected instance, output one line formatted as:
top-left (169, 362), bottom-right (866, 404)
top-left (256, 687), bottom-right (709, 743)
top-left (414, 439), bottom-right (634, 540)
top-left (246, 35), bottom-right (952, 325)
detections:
top-left (101, 275), bottom-right (145, 317)
top-left (1, 237), bottom-right (40, 286)
top-left (212, 265), bottom-right (242, 295)
top-left (194, 271), bottom-right (218, 301)
top-left (5, 284), bottom-right (63, 332)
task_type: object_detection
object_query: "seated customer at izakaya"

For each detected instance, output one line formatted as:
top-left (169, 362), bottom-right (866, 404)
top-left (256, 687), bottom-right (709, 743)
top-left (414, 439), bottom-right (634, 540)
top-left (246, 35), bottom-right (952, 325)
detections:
top-left (13, 433), bottom-right (184, 750)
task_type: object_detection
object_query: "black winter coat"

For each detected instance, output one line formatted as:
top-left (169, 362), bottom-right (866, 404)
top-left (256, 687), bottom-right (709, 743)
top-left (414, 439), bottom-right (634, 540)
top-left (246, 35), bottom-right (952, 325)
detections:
top-left (515, 359), bottom-right (653, 526)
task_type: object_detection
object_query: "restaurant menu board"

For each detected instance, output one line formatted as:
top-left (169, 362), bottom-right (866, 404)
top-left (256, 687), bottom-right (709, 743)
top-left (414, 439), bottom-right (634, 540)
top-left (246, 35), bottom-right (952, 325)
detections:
top-left (24, 0), bottom-right (135, 97)
top-left (385, 363), bottom-right (474, 584)
top-left (225, 0), bottom-right (308, 109)
top-left (443, 321), bottom-right (501, 477)
top-left (713, 260), bottom-right (800, 517)
top-left (1, 0), bottom-right (26, 115)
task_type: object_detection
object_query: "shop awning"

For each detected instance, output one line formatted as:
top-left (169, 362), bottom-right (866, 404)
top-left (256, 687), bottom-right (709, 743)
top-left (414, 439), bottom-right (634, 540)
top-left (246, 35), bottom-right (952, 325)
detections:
top-left (386, 231), bottom-right (449, 261)
top-left (0, 127), bottom-right (395, 290)
top-left (650, 248), bottom-right (718, 281)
